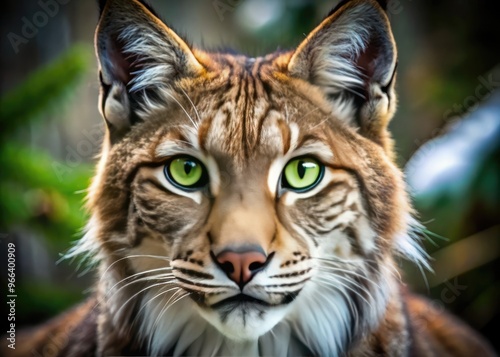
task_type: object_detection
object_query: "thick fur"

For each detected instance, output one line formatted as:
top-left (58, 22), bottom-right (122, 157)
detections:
top-left (2, 0), bottom-right (495, 356)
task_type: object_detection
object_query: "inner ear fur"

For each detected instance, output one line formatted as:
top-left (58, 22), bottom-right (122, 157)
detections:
top-left (288, 0), bottom-right (398, 151)
top-left (95, 0), bottom-right (203, 143)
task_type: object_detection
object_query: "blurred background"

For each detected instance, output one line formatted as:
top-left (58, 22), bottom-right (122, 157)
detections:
top-left (0, 0), bottom-right (499, 351)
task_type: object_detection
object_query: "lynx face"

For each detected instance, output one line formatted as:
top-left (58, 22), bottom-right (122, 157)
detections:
top-left (125, 79), bottom-right (392, 342)
top-left (77, 0), bottom-right (426, 355)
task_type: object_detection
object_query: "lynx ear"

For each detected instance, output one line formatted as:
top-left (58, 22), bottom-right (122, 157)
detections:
top-left (95, 0), bottom-right (203, 142)
top-left (288, 0), bottom-right (397, 148)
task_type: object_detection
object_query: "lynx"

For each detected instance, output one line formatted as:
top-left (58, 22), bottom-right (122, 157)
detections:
top-left (4, 0), bottom-right (495, 356)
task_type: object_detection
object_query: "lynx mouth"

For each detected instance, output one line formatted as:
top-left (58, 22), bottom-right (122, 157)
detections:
top-left (210, 294), bottom-right (271, 310)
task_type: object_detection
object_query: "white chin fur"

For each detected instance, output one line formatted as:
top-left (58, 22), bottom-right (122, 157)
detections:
top-left (197, 304), bottom-right (290, 341)
top-left (138, 279), bottom-right (381, 356)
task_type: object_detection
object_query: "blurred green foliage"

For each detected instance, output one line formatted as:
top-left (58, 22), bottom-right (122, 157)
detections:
top-left (0, 46), bottom-right (92, 240)
top-left (0, 46), bottom-right (94, 322)
top-left (1, 46), bottom-right (91, 135)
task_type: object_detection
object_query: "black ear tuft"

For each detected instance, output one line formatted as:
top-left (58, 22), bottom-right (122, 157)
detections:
top-left (327, 0), bottom-right (350, 16)
top-left (329, 0), bottom-right (388, 17)
top-left (375, 0), bottom-right (388, 11)
top-left (98, 0), bottom-right (107, 15)
top-left (377, 0), bottom-right (387, 11)
top-left (132, 0), bottom-right (162, 19)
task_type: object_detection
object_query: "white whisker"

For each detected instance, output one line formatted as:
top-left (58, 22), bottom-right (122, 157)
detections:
top-left (115, 280), bottom-right (177, 319)
top-left (148, 289), bottom-right (189, 348)
top-left (131, 285), bottom-right (181, 328)
top-left (105, 267), bottom-right (173, 295)
top-left (101, 254), bottom-right (170, 278)
top-left (164, 91), bottom-right (198, 129)
top-left (180, 87), bottom-right (202, 123)
top-left (314, 275), bottom-right (374, 310)
top-left (101, 273), bottom-right (175, 310)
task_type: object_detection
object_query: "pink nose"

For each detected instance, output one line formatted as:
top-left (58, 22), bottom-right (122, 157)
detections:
top-left (216, 250), bottom-right (267, 286)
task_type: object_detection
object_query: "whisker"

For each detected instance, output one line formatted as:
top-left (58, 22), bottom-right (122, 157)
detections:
top-left (92, 272), bottom-right (175, 315)
top-left (105, 273), bottom-right (174, 304)
top-left (179, 87), bottom-right (201, 124)
top-left (315, 255), bottom-right (401, 282)
top-left (105, 267), bottom-right (173, 294)
top-left (101, 254), bottom-right (170, 278)
top-left (298, 107), bottom-right (320, 123)
top-left (164, 91), bottom-right (198, 129)
top-left (315, 265), bottom-right (382, 289)
top-left (131, 285), bottom-right (181, 329)
top-left (115, 280), bottom-right (177, 319)
top-left (169, 138), bottom-right (194, 147)
top-left (315, 275), bottom-right (374, 310)
top-left (315, 267), bottom-right (381, 304)
top-left (309, 292), bottom-right (351, 349)
top-left (309, 114), bottom-right (330, 130)
top-left (148, 289), bottom-right (189, 348)
top-left (335, 285), bottom-right (360, 323)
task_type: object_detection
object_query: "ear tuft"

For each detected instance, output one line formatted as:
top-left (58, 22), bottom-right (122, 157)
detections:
top-left (328, 0), bottom-right (388, 16)
top-left (98, 0), bottom-right (161, 18)
top-left (97, 0), bottom-right (106, 15)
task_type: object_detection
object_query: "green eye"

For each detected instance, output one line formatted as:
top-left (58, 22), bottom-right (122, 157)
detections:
top-left (165, 156), bottom-right (207, 190)
top-left (282, 157), bottom-right (324, 191)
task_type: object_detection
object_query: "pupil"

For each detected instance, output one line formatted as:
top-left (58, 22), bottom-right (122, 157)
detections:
top-left (297, 160), bottom-right (306, 179)
top-left (184, 161), bottom-right (194, 175)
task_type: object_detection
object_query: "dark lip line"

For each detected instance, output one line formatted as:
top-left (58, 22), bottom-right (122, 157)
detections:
top-left (210, 294), bottom-right (272, 309)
